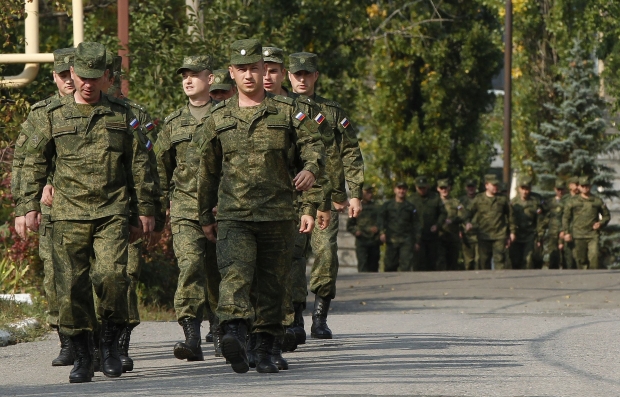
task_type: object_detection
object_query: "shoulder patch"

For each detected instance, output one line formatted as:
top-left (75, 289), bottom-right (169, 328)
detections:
top-left (210, 101), bottom-right (227, 113)
top-left (107, 94), bottom-right (130, 109)
top-left (272, 95), bottom-right (295, 106)
top-left (124, 98), bottom-right (147, 113)
top-left (164, 109), bottom-right (183, 124)
top-left (31, 98), bottom-right (51, 111)
top-left (46, 98), bottom-right (63, 112)
top-left (322, 100), bottom-right (342, 109)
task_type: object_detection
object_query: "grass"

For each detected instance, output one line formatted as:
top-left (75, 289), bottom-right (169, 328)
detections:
top-left (138, 302), bottom-right (176, 322)
top-left (0, 297), bottom-right (49, 344)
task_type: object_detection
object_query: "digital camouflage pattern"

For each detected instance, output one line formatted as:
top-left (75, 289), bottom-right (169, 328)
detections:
top-left (409, 190), bottom-right (447, 271)
top-left (459, 193), bottom-right (479, 270)
top-left (263, 46), bottom-right (284, 64)
top-left (346, 199), bottom-right (381, 272)
top-left (72, 42), bottom-right (106, 79)
top-left (438, 196), bottom-right (465, 271)
top-left (509, 194), bottom-right (545, 269)
top-left (467, 192), bottom-right (512, 269)
top-left (229, 39), bottom-right (263, 65)
top-left (210, 69), bottom-right (234, 92)
top-left (378, 199), bottom-right (421, 272)
top-left (176, 55), bottom-right (213, 74)
top-left (288, 52), bottom-right (318, 73)
top-left (52, 47), bottom-right (74, 73)
top-left (544, 195), bottom-right (566, 268)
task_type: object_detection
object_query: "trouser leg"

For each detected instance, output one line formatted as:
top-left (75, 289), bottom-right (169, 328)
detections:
top-left (383, 243), bottom-right (400, 272)
top-left (40, 213), bottom-right (58, 327)
top-left (310, 212), bottom-right (339, 299)
top-left (126, 240), bottom-right (143, 327)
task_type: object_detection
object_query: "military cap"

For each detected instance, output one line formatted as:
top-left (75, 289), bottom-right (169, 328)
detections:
top-left (230, 39), bottom-right (263, 65)
top-left (518, 175), bottom-right (533, 187)
top-left (362, 183), bottom-right (374, 191)
top-left (567, 176), bottom-right (579, 185)
top-left (289, 52), bottom-right (318, 73)
top-left (176, 55), bottom-right (213, 74)
top-left (437, 178), bottom-right (450, 188)
top-left (53, 48), bottom-right (75, 73)
top-left (484, 174), bottom-right (500, 185)
top-left (73, 42), bottom-right (106, 79)
top-left (395, 181), bottom-right (408, 189)
top-left (464, 178), bottom-right (477, 187)
top-left (555, 179), bottom-right (566, 189)
top-left (210, 69), bottom-right (234, 92)
top-left (415, 175), bottom-right (430, 188)
top-left (263, 46), bottom-right (284, 64)
top-left (111, 56), bottom-right (123, 88)
top-left (105, 50), bottom-right (115, 72)
top-left (578, 176), bottom-right (591, 186)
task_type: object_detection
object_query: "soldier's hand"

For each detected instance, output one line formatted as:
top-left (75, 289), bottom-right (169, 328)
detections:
top-left (593, 222), bottom-right (601, 230)
top-left (25, 211), bottom-right (41, 232)
top-left (293, 170), bottom-right (316, 191)
top-left (129, 225), bottom-right (142, 244)
top-left (559, 231), bottom-right (565, 240)
top-left (559, 243), bottom-right (564, 250)
top-left (505, 238), bottom-right (511, 248)
top-left (465, 223), bottom-right (473, 232)
top-left (430, 225), bottom-right (438, 233)
top-left (299, 215), bottom-right (315, 234)
top-left (140, 215), bottom-right (155, 234)
top-left (41, 184), bottom-right (55, 207)
top-left (510, 233), bottom-right (516, 243)
top-left (355, 230), bottom-right (362, 236)
top-left (564, 233), bottom-right (572, 242)
top-left (380, 233), bottom-right (386, 244)
top-left (15, 216), bottom-right (27, 239)
top-left (536, 241), bottom-right (541, 248)
top-left (202, 224), bottom-right (217, 243)
top-left (349, 198), bottom-right (362, 218)
top-left (370, 226), bottom-right (378, 234)
top-left (333, 200), bottom-right (349, 213)
top-left (316, 210), bottom-right (331, 230)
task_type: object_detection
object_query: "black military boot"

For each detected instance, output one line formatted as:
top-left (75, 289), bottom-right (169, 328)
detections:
top-left (213, 323), bottom-right (223, 357)
top-left (247, 332), bottom-right (257, 368)
top-left (255, 332), bottom-right (279, 373)
top-left (271, 335), bottom-right (288, 370)
top-left (91, 330), bottom-right (100, 372)
top-left (174, 317), bottom-right (204, 361)
top-left (69, 332), bottom-right (93, 383)
top-left (282, 327), bottom-right (298, 352)
top-left (292, 302), bottom-right (307, 345)
top-left (100, 320), bottom-right (123, 378)
top-left (205, 311), bottom-right (216, 343)
top-left (311, 295), bottom-right (333, 339)
top-left (52, 328), bottom-right (74, 366)
top-left (118, 326), bottom-right (134, 372)
top-left (220, 320), bottom-right (249, 373)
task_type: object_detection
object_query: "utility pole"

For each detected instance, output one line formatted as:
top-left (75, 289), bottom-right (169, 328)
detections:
top-left (118, 0), bottom-right (129, 96)
top-left (503, 0), bottom-right (513, 188)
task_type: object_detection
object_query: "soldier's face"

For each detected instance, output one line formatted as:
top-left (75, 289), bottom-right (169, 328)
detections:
top-left (579, 184), bottom-right (591, 194)
top-left (182, 69), bottom-right (212, 99)
top-left (53, 70), bottom-right (75, 96)
top-left (264, 63), bottom-right (286, 93)
top-left (394, 186), bottom-right (407, 199)
top-left (569, 183), bottom-right (579, 194)
top-left (466, 185), bottom-right (477, 196)
top-left (519, 185), bottom-right (531, 198)
top-left (437, 186), bottom-right (450, 198)
top-left (485, 182), bottom-right (498, 195)
top-left (210, 87), bottom-right (236, 102)
top-left (416, 186), bottom-right (428, 196)
top-left (71, 67), bottom-right (108, 104)
top-left (289, 70), bottom-right (319, 96)
top-left (230, 62), bottom-right (265, 96)
top-left (554, 187), bottom-right (565, 198)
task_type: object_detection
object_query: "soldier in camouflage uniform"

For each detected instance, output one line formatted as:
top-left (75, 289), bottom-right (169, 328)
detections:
top-left (347, 184), bottom-right (381, 272)
top-left (196, 39), bottom-right (325, 374)
top-left (263, 47), bottom-right (290, 97)
top-left (562, 176), bottom-right (610, 269)
top-left (410, 176), bottom-right (447, 271)
top-left (22, 42), bottom-right (156, 383)
top-left (288, 52), bottom-right (364, 340)
top-left (436, 179), bottom-right (465, 271)
top-left (379, 182), bottom-right (421, 272)
top-left (563, 176), bottom-right (580, 269)
top-left (155, 55), bottom-right (219, 362)
top-left (543, 179), bottom-right (567, 269)
top-left (465, 174), bottom-right (512, 270)
top-left (509, 175), bottom-right (545, 269)
top-left (459, 179), bottom-right (479, 270)
top-left (12, 47), bottom-right (75, 367)
top-left (209, 69), bottom-right (237, 102)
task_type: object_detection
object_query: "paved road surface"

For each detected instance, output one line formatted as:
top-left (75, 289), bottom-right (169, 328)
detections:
top-left (2, 269), bottom-right (620, 396)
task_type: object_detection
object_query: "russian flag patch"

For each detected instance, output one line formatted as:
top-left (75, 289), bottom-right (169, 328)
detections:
top-left (130, 118), bottom-right (140, 129)
top-left (340, 118), bottom-right (350, 128)
top-left (145, 121), bottom-right (154, 131)
top-left (295, 112), bottom-right (307, 121)
top-left (146, 140), bottom-right (153, 151)
top-left (314, 113), bottom-right (325, 125)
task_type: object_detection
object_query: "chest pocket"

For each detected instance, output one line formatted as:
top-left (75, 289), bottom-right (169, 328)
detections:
top-left (52, 124), bottom-right (80, 155)
top-left (260, 115), bottom-right (290, 151)
top-left (216, 119), bottom-right (239, 155)
top-left (105, 115), bottom-right (127, 152)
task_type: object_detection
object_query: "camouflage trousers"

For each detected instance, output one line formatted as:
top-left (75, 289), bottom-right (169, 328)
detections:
top-left (171, 218), bottom-right (217, 322)
top-left (310, 210), bottom-right (339, 299)
top-left (461, 235), bottom-right (479, 270)
top-left (216, 220), bottom-right (295, 336)
top-left (478, 239), bottom-right (507, 270)
top-left (39, 209), bottom-right (58, 327)
top-left (283, 231), bottom-right (310, 327)
top-left (415, 239), bottom-right (439, 271)
top-left (52, 215), bottom-right (129, 336)
top-left (564, 240), bottom-right (576, 269)
top-left (384, 240), bottom-right (414, 272)
top-left (437, 239), bottom-right (461, 271)
top-left (126, 240), bottom-right (144, 327)
top-left (509, 237), bottom-right (536, 269)
top-left (355, 239), bottom-right (380, 272)
top-left (573, 237), bottom-right (600, 270)
top-left (544, 236), bottom-right (562, 269)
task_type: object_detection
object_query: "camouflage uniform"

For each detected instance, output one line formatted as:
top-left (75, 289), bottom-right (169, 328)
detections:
top-left (21, 43), bottom-right (156, 336)
top-left (509, 176), bottom-right (545, 269)
top-left (437, 180), bottom-right (465, 271)
top-left (197, 43), bottom-right (324, 337)
top-left (459, 180), bottom-right (479, 270)
top-left (562, 177), bottom-right (610, 269)
top-left (543, 180), bottom-right (566, 269)
top-left (409, 176), bottom-right (447, 271)
top-left (346, 187), bottom-right (381, 272)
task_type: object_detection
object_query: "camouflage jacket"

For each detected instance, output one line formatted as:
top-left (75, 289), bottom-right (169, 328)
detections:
top-left (21, 93), bottom-right (156, 224)
top-left (346, 199), bottom-right (380, 242)
top-left (510, 194), bottom-right (545, 242)
top-left (196, 93), bottom-right (325, 226)
top-left (545, 195), bottom-right (565, 238)
top-left (459, 194), bottom-right (478, 241)
top-left (439, 196), bottom-right (465, 242)
top-left (409, 192), bottom-right (447, 241)
top-left (467, 193), bottom-right (512, 241)
top-left (378, 199), bottom-right (421, 245)
top-left (155, 103), bottom-right (212, 222)
top-left (562, 194), bottom-right (610, 239)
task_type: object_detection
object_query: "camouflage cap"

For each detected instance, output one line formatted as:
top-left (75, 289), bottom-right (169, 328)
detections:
top-left (579, 176), bottom-right (591, 186)
top-left (230, 39), bottom-right (263, 65)
top-left (395, 181), bottom-right (408, 189)
top-left (176, 55), bottom-right (213, 74)
top-left (518, 175), bottom-right (533, 187)
top-left (437, 178), bottom-right (450, 188)
top-left (263, 46), bottom-right (284, 64)
top-left (289, 52), bottom-right (318, 73)
top-left (415, 175), bottom-right (430, 188)
top-left (567, 176), bottom-right (579, 185)
top-left (73, 42), bottom-right (106, 79)
top-left (485, 174), bottom-right (500, 185)
top-left (105, 50), bottom-right (115, 73)
top-left (53, 47), bottom-right (75, 73)
top-left (464, 178), bottom-right (477, 187)
top-left (210, 69), bottom-right (234, 92)
top-left (555, 179), bottom-right (566, 189)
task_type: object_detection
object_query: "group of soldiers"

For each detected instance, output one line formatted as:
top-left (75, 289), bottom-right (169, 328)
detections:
top-left (12, 38), bottom-right (364, 383)
top-left (348, 174), bottom-right (610, 272)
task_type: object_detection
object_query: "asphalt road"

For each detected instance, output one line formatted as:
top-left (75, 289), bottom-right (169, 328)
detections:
top-left (2, 269), bottom-right (620, 396)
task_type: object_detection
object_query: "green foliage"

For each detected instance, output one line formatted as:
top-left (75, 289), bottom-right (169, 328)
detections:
top-left (0, 298), bottom-right (48, 343)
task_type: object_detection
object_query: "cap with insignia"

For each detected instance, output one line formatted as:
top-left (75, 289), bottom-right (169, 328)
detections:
top-left (289, 52), bottom-right (318, 73)
top-left (465, 178), bottom-right (477, 187)
top-left (53, 47), bottom-right (75, 73)
top-left (73, 42), bottom-right (106, 78)
top-left (263, 46), bottom-right (284, 64)
top-left (396, 181), bottom-right (408, 189)
top-left (484, 174), bottom-right (500, 185)
top-left (230, 39), bottom-right (263, 65)
top-left (518, 175), bottom-right (533, 187)
top-left (555, 179), bottom-right (566, 189)
top-left (437, 179), bottom-right (450, 188)
top-left (567, 176), bottom-right (579, 185)
top-left (578, 176), bottom-right (591, 186)
top-left (362, 183), bottom-right (374, 191)
top-left (210, 69), bottom-right (234, 92)
top-left (415, 175), bottom-right (429, 188)
top-left (176, 55), bottom-right (213, 74)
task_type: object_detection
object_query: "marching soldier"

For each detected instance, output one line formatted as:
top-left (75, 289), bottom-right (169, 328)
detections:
top-left (459, 179), bottom-right (479, 270)
top-left (347, 184), bottom-right (381, 272)
top-left (436, 179), bottom-right (465, 271)
top-left (544, 179), bottom-right (567, 269)
top-left (509, 175), bottom-right (544, 269)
